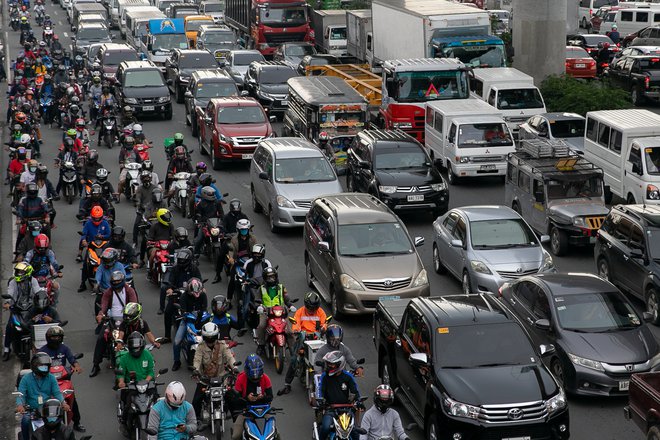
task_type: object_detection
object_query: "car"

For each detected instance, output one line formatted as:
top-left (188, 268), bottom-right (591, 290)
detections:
top-left (165, 49), bottom-right (220, 103)
top-left (345, 129), bottom-right (448, 217)
top-left (74, 13), bottom-right (107, 30)
top-left (500, 273), bottom-right (660, 396)
top-left (73, 22), bottom-right (112, 56)
top-left (196, 25), bottom-right (239, 63)
top-left (303, 193), bottom-right (429, 318)
top-left (606, 54), bottom-right (660, 104)
top-left (185, 69), bottom-right (240, 137)
top-left (632, 26), bottom-right (660, 47)
top-left (590, 6), bottom-right (620, 33)
top-left (567, 33), bottom-right (618, 59)
top-left (95, 43), bottom-right (139, 80)
top-left (296, 54), bottom-right (342, 76)
top-left (273, 42), bottom-right (317, 69)
top-left (244, 61), bottom-right (298, 116)
top-left (249, 138), bottom-right (343, 232)
top-left (85, 43), bottom-right (104, 69)
top-left (115, 60), bottom-right (172, 120)
top-left (221, 50), bottom-right (265, 89)
top-left (595, 204), bottom-right (660, 323)
top-left (432, 205), bottom-right (554, 295)
top-left (199, 0), bottom-right (225, 23)
top-left (565, 46), bottom-right (597, 79)
top-left (519, 112), bottom-right (586, 154)
top-left (197, 97), bottom-right (274, 169)
top-left (167, 2), bottom-right (199, 19)
top-left (613, 45), bottom-right (660, 61)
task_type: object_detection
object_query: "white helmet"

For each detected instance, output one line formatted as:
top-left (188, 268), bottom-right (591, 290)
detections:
top-left (133, 124), bottom-right (143, 134)
top-left (20, 134), bottom-right (31, 144)
top-left (201, 322), bottom-right (219, 344)
top-left (165, 381), bottom-right (186, 408)
top-left (237, 219), bottom-right (251, 231)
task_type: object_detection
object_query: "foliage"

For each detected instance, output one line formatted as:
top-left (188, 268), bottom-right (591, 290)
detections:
top-left (540, 75), bottom-right (632, 116)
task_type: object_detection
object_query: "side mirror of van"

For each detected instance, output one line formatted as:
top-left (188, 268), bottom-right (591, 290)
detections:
top-left (318, 241), bottom-right (331, 253)
top-left (258, 171), bottom-right (269, 181)
top-left (632, 162), bottom-right (642, 175)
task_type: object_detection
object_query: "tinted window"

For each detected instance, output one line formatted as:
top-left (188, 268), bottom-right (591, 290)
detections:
top-left (612, 215), bottom-right (633, 241)
top-left (586, 118), bottom-right (598, 141)
top-left (374, 146), bottom-right (429, 170)
top-left (518, 171), bottom-right (531, 192)
top-left (621, 11), bottom-right (633, 21)
top-left (454, 218), bottom-right (466, 242)
top-left (425, 108), bottom-right (433, 126)
top-left (104, 50), bottom-right (139, 65)
top-left (550, 119), bottom-right (585, 138)
top-left (598, 123), bottom-right (610, 147)
top-left (259, 67), bottom-right (297, 84)
top-left (555, 291), bottom-right (641, 332)
top-left (216, 106), bottom-right (265, 124)
top-left (637, 12), bottom-right (649, 22)
top-left (638, 58), bottom-right (660, 70)
top-left (195, 81), bottom-right (238, 98)
top-left (337, 222), bottom-right (412, 256)
top-left (179, 52), bottom-right (218, 68)
top-left (275, 157), bottom-right (335, 183)
top-left (443, 212), bottom-right (459, 232)
top-left (123, 69), bottom-right (164, 87)
top-left (630, 224), bottom-right (645, 251)
top-left (506, 163), bottom-right (518, 184)
top-left (233, 52), bottom-right (265, 65)
top-left (610, 129), bottom-right (622, 153)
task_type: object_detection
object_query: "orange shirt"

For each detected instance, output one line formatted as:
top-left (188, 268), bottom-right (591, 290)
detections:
top-left (292, 307), bottom-right (327, 333)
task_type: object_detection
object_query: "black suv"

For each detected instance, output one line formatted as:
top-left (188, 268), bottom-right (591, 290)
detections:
top-left (244, 60), bottom-right (298, 116)
top-left (595, 204), bottom-right (660, 323)
top-left (165, 49), bottom-right (220, 103)
top-left (607, 55), bottom-right (660, 105)
top-left (95, 43), bottom-right (139, 80)
top-left (185, 69), bottom-right (240, 137)
top-left (346, 129), bottom-right (449, 217)
top-left (115, 60), bottom-right (172, 120)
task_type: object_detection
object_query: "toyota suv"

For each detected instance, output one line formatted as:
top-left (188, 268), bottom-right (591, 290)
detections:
top-left (115, 60), bottom-right (172, 120)
top-left (304, 193), bottom-right (429, 318)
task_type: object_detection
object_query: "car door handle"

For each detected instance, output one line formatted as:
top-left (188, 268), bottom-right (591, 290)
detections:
top-left (526, 317), bottom-right (534, 325)
top-left (395, 338), bottom-right (401, 347)
top-left (623, 255), bottom-right (629, 261)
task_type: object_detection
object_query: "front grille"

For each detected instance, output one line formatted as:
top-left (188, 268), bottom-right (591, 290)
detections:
top-left (233, 136), bottom-right (263, 147)
top-left (479, 400), bottom-right (547, 424)
top-left (395, 185), bottom-right (432, 193)
top-left (294, 200), bottom-right (312, 209)
top-left (507, 117), bottom-right (528, 124)
top-left (586, 216), bottom-right (605, 229)
top-left (471, 155), bottom-right (504, 163)
top-left (362, 277), bottom-right (411, 291)
top-left (138, 98), bottom-right (156, 104)
top-left (496, 268), bottom-right (539, 279)
top-left (264, 32), bottom-right (306, 44)
top-left (361, 300), bottom-right (379, 309)
top-left (480, 423), bottom-right (552, 440)
top-left (292, 215), bottom-right (306, 222)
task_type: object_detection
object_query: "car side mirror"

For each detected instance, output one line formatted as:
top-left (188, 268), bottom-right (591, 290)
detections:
top-left (630, 248), bottom-right (644, 259)
top-left (318, 241), bottom-right (330, 253)
top-left (643, 311), bottom-right (654, 323)
top-left (409, 352), bottom-right (428, 366)
top-left (204, 116), bottom-right (212, 125)
top-left (241, 90), bottom-right (249, 97)
top-left (632, 162), bottom-right (642, 175)
top-left (184, 91), bottom-right (193, 98)
top-left (540, 235), bottom-right (550, 244)
top-left (359, 161), bottom-right (370, 169)
top-left (166, 79), bottom-right (173, 85)
top-left (269, 115), bottom-right (277, 123)
top-left (218, 61), bottom-right (226, 67)
top-left (258, 171), bottom-right (269, 180)
top-left (534, 318), bottom-right (551, 331)
top-left (538, 131), bottom-right (547, 138)
top-left (450, 239), bottom-right (463, 248)
top-left (414, 236), bottom-right (424, 247)
top-left (539, 344), bottom-right (555, 356)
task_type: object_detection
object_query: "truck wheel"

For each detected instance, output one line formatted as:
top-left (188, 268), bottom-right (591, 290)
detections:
top-left (550, 227), bottom-right (568, 256)
top-left (163, 106), bottom-right (172, 120)
top-left (604, 186), bottom-right (613, 204)
top-left (175, 84), bottom-right (184, 104)
top-left (346, 172), bottom-right (355, 191)
top-left (185, 110), bottom-right (191, 126)
top-left (597, 258), bottom-right (611, 282)
top-left (511, 202), bottom-right (521, 215)
top-left (646, 288), bottom-right (660, 325)
top-left (447, 166), bottom-right (459, 185)
top-left (432, 244), bottom-right (447, 274)
top-left (627, 193), bottom-right (636, 204)
top-left (647, 426), bottom-right (660, 440)
top-left (426, 418), bottom-right (440, 440)
top-left (632, 87), bottom-right (645, 106)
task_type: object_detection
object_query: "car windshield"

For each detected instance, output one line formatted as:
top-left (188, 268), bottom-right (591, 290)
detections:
top-left (469, 219), bottom-right (539, 249)
top-left (275, 157), bottom-right (335, 183)
top-left (497, 88), bottom-right (545, 109)
top-left (338, 222), bottom-right (412, 257)
top-left (78, 27), bottom-right (109, 41)
top-left (203, 1), bottom-right (224, 11)
top-left (645, 146), bottom-right (660, 175)
top-left (233, 52), bottom-right (265, 66)
top-left (395, 70), bottom-right (469, 102)
top-left (123, 70), bottom-right (164, 87)
top-left (152, 33), bottom-right (189, 51)
top-left (546, 176), bottom-right (603, 199)
top-left (179, 52), bottom-right (218, 68)
top-left (374, 147), bottom-right (429, 170)
top-left (329, 27), bottom-right (346, 40)
top-left (187, 19), bottom-right (214, 31)
top-left (259, 6), bottom-right (307, 26)
top-left (437, 322), bottom-right (537, 368)
top-left (195, 82), bottom-right (237, 98)
top-left (440, 46), bottom-right (506, 68)
top-left (259, 67), bottom-right (297, 84)
top-left (157, 0), bottom-right (177, 11)
top-left (286, 44), bottom-right (316, 57)
top-left (550, 118), bottom-right (585, 138)
top-left (555, 291), bottom-right (641, 332)
top-left (203, 32), bottom-right (234, 44)
top-left (216, 106), bottom-right (265, 124)
top-left (566, 47), bottom-right (590, 58)
top-left (457, 123), bottom-right (514, 147)
top-left (104, 50), bottom-right (139, 65)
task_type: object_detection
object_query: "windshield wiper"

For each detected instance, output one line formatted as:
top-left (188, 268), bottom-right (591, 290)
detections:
top-left (472, 362), bottom-right (522, 367)
top-left (360, 250), bottom-right (408, 256)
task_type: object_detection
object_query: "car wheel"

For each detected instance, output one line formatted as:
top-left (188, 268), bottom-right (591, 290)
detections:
top-left (305, 255), bottom-right (314, 288)
top-left (330, 286), bottom-right (345, 321)
top-left (461, 271), bottom-right (471, 295)
top-left (426, 417), bottom-right (439, 440)
top-left (191, 116), bottom-right (198, 138)
top-left (432, 244), bottom-right (447, 274)
top-left (632, 86), bottom-right (645, 106)
top-left (597, 258), bottom-right (611, 282)
top-left (163, 106), bottom-right (172, 120)
top-left (211, 145), bottom-right (222, 170)
top-left (647, 426), bottom-right (660, 440)
top-left (447, 165), bottom-right (459, 185)
top-left (551, 358), bottom-right (565, 387)
top-left (646, 288), bottom-right (660, 325)
top-left (550, 226), bottom-right (568, 256)
top-left (268, 205), bottom-right (279, 233)
top-left (627, 193), bottom-right (636, 204)
top-left (198, 134), bottom-right (207, 155)
top-left (346, 172), bottom-right (354, 192)
top-left (175, 84), bottom-right (184, 104)
top-left (512, 202), bottom-right (521, 215)
top-left (251, 186), bottom-right (262, 213)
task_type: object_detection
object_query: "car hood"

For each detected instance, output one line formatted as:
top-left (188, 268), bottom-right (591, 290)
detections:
top-left (375, 167), bottom-right (442, 186)
top-left (341, 252), bottom-right (420, 281)
top-left (122, 85), bottom-right (169, 98)
top-left (194, 98), bottom-right (210, 109)
top-left (560, 325), bottom-right (659, 364)
top-left (559, 136), bottom-right (584, 153)
top-left (471, 247), bottom-right (543, 272)
top-left (546, 201), bottom-right (609, 222)
top-left (284, 55), bottom-right (304, 66)
top-left (276, 180), bottom-right (343, 202)
top-left (259, 83), bottom-right (289, 95)
top-left (439, 364), bottom-right (558, 405)
top-left (219, 123), bottom-right (271, 137)
top-left (231, 65), bottom-right (249, 77)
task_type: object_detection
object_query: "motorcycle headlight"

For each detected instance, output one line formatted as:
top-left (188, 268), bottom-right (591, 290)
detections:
top-left (112, 330), bottom-right (120, 339)
top-left (211, 389), bottom-right (223, 398)
top-left (443, 396), bottom-right (479, 420)
top-left (412, 269), bottom-right (428, 287)
top-left (431, 182), bottom-right (446, 191)
top-left (378, 185), bottom-right (397, 194)
top-left (273, 308), bottom-right (283, 317)
top-left (276, 195), bottom-right (295, 208)
top-left (340, 273), bottom-right (364, 291)
top-left (124, 98), bottom-right (137, 104)
top-left (158, 96), bottom-right (170, 103)
top-left (470, 260), bottom-right (492, 275)
top-left (568, 353), bottom-right (604, 372)
top-left (136, 383), bottom-right (148, 393)
top-left (573, 217), bottom-right (586, 227)
top-left (545, 388), bottom-right (567, 415)
top-left (210, 227), bottom-right (220, 236)
top-left (540, 250), bottom-right (554, 272)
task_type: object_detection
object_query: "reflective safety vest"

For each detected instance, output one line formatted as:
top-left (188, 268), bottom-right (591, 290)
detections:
top-left (260, 284), bottom-right (284, 308)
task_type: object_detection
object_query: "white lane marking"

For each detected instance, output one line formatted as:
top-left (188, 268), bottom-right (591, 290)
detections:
top-left (63, 32), bottom-right (68, 37)
top-left (58, 20), bottom-right (63, 25)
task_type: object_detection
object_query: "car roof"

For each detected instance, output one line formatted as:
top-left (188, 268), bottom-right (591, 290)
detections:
top-left (315, 193), bottom-right (396, 225)
top-left (80, 22), bottom-right (108, 29)
top-left (526, 273), bottom-right (617, 295)
top-left (176, 49), bottom-right (211, 55)
top-left (120, 60), bottom-right (158, 70)
top-left (417, 295), bottom-right (512, 327)
top-left (260, 138), bottom-right (323, 159)
top-left (539, 112), bottom-right (585, 121)
top-left (287, 76), bottom-right (367, 105)
top-left (614, 204), bottom-right (660, 227)
top-left (451, 205), bottom-right (520, 222)
top-left (199, 24), bottom-right (232, 32)
top-left (230, 50), bottom-right (262, 56)
top-left (101, 43), bottom-right (135, 51)
top-left (191, 69), bottom-right (232, 81)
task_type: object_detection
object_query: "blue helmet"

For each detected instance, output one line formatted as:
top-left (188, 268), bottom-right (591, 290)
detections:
top-left (244, 354), bottom-right (264, 382)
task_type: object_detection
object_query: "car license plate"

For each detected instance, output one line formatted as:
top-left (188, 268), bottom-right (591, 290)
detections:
top-left (589, 236), bottom-right (596, 244)
top-left (143, 105), bottom-right (155, 111)
top-left (281, 100), bottom-right (288, 106)
top-left (619, 380), bottom-right (630, 391)
top-left (480, 164), bottom-right (496, 171)
top-left (503, 437), bottom-right (530, 440)
top-left (575, 63), bottom-right (585, 68)
top-left (407, 194), bottom-right (424, 202)
top-left (241, 154), bottom-right (253, 160)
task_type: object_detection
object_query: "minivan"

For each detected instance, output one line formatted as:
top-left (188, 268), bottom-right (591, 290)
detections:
top-left (250, 138), bottom-right (343, 232)
top-left (601, 7), bottom-right (660, 36)
top-left (580, 0), bottom-right (619, 29)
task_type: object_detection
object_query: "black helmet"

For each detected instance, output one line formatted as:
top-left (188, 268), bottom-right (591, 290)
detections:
top-left (373, 384), bottom-right (395, 413)
top-left (45, 325), bottom-right (64, 349)
top-left (110, 270), bottom-right (126, 290)
top-left (31, 351), bottom-right (52, 377)
top-left (36, 164), bottom-right (48, 178)
top-left (111, 226), bottom-right (126, 243)
top-left (33, 289), bottom-right (49, 312)
top-left (199, 173), bottom-right (213, 186)
top-left (88, 149), bottom-right (99, 164)
top-left (96, 167), bottom-right (109, 182)
top-left (140, 170), bottom-right (152, 185)
top-left (212, 294), bottom-right (230, 316)
top-left (326, 324), bottom-right (343, 349)
top-left (141, 160), bottom-right (154, 172)
top-left (101, 247), bottom-right (118, 268)
top-left (42, 398), bottom-right (63, 429)
top-left (151, 187), bottom-right (164, 204)
top-left (229, 198), bottom-right (242, 213)
top-left (200, 186), bottom-right (216, 201)
top-left (26, 182), bottom-right (38, 198)
top-left (263, 266), bottom-right (278, 286)
top-left (174, 227), bottom-right (188, 243)
top-left (304, 291), bottom-right (321, 312)
top-left (90, 183), bottom-right (102, 199)
top-left (127, 331), bottom-right (145, 358)
top-left (175, 248), bottom-right (193, 268)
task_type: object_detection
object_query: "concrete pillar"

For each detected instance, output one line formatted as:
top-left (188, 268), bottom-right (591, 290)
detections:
top-left (512, 0), bottom-right (567, 84)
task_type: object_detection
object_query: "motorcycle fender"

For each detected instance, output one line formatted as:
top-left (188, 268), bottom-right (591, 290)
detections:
top-left (138, 413), bottom-right (148, 429)
top-left (178, 189), bottom-right (187, 198)
top-left (274, 334), bottom-right (285, 347)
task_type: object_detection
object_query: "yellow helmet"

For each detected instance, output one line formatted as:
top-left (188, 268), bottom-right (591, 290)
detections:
top-left (14, 262), bottom-right (33, 282)
top-left (156, 208), bottom-right (172, 227)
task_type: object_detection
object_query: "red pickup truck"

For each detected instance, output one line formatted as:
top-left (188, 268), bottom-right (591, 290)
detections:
top-left (625, 372), bottom-right (660, 439)
top-left (197, 97), bottom-right (275, 169)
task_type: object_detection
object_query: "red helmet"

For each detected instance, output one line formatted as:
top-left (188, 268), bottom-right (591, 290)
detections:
top-left (319, 131), bottom-right (329, 141)
top-left (34, 234), bottom-right (49, 252)
top-left (90, 206), bottom-right (104, 225)
top-left (75, 118), bottom-right (85, 130)
top-left (602, 42), bottom-right (610, 49)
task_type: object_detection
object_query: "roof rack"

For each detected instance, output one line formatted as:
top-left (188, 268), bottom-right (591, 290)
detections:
top-left (518, 138), bottom-right (571, 159)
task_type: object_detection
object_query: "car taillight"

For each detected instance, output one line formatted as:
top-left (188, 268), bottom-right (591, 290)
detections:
top-left (646, 75), bottom-right (651, 89)
top-left (565, 61), bottom-right (570, 68)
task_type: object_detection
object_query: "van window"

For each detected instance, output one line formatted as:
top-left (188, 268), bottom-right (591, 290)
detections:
top-left (434, 112), bottom-right (443, 134)
top-left (448, 124), bottom-right (457, 143)
top-left (487, 89), bottom-right (496, 107)
top-left (586, 118), bottom-right (598, 141)
top-left (637, 12), bottom-right (649, 22)
top-left (580, 0), bottom-right (589, 7)
top-left (472, 79), bottom-right (484, 97)
top-left (610, 129), bottom-right (622, 153)
top-left (506, 163), bottom-right (518, 184)
top-left (518, 171), bottom-right (531, 193)
top-left (425, 108), bottom-right (433, 126)
top-left (533, 179), bottom-right (544, 202)
top-left (628, 145), bottom-right (642, 168)
top-left (655, 13), bottom-right (660, 22)
top-left (597, 123), bottom-right (610, 148)
top-left (621, 11), bottom-right (633, 21)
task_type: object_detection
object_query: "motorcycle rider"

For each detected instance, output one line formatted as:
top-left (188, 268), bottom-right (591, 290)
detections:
top-left (229, 354), bottom-right (272, 440)
top-left (26, 289), bottom-right (60, 329)
top-left (90, 271), bottom-right (137, 377)
top-left (606, 23), bottom-right (620, 44)
top-left (192, 186), bottom-right (225, 259)
top-left (147, 381), bottom-right (197, 440)
top-left (146, 208), bottom-right (175, 268)
top-left (94, 168), bottom-right (116, 202)
top-left (131, 171), bottom-right (160, 255)
top-left (223, 199), bottom-right (249, 234)
top-left (76, 207), bottom-right (111, 291)
top-left (194, 172), bottom-right (222, 203)
top-left (141, 160), bottom-right (160, 186)
top-left (166, 226), bottom-right (191, 255)
top-left (318, 351), bottom-right (363, 440)
top-left (94, 249), bottom-right (126, 294)
top-left (318, 131), bottom-right (334, 160)
top-left (87, 76), bottom-right (102, 122)
top-left (255, 267), bottom-right (295, 356)
top-left (16, 183), bottom-right (50, 248)
top-left (211, 295), bottom-right (241, 340)
top-left (278, 291), bottom-right (328, 396)
top-left (359, 385), bottom-right (408, 440)
top-left (186, 161), bottom-right (208, 217)
top-left (120, 105), bottom-right (138, 130)
top-left (232, 243), bottom-right (271, 306)
top-left (315, 324), bottom-right (364, 378)
top-left (34, 165), bottom-right (58, 226)
top-left (108, 226), bottom-right (138, 270)
top-left (192, 322), bottom-right (239, 430)
top-left (226, 219), bottom-right (257, 301)
top-left (3, 262), bottom-right (41, 361)
top-left (15, 221), bottom-right (45, 261)
top-left (31, 399), bottom-right (76, 440)
top-left (37, 326), bottom-right (86, 433)
top-left (77, 183), bottom-right (113, 221)
top-left (160, 247), bottom-right (201, 337)
top-left (24, 234), bottom-right (61, 303)
top-left (116, 332), bottom-right (155, 431)
top-left (172, 277), bottom-right (208, 371)
top-left (19, 159), bottom-right (38, 190)
top-left (77, 149), bottom-right (103, 194)
top-left (54, 140), bottom-right (77, 195)
top-left (116, 302), bottom-right (160, 350)
top-left (165, 145), bottom-right (193, 192)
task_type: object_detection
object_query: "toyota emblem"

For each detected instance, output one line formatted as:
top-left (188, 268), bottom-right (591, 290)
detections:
top-left (516, 267), bottom-right (523, 273)
top-left (507, 408), bottom-right (524, 420)
top-left (383, 280), bottom-right (393, 287)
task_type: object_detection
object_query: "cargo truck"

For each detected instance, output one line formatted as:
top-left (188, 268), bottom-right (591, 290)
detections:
top-left (141, 18), bottom-right (189, 71)
top-left (346, 9), bottom-right (372, 63)
top-left (311, 9), bottom-right (347, 57)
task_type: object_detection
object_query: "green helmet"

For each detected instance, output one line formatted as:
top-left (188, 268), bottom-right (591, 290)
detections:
top-left (14, 262), bottom-right (33, 282)
top-left (174, 132), bottom-right (184, 146)
top-left (66, 128), bottom-right (76, 137)
top-left (123, 302), bottom-right (142, 323)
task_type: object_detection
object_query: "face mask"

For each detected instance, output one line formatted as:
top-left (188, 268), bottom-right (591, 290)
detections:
top-left (37, 365), bottom-right (48, 373)
top-left (239, 229), bottom-right (248, 236)
top-left (29, 167), bottom-right (36, 173)
top-left (31, 231), bottom-right (39, 236)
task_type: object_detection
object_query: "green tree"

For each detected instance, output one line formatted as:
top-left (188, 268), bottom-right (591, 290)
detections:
top-left (540, 75), bottom-right (631, 116)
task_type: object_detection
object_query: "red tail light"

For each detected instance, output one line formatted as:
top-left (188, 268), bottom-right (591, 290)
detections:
top-left (565, 61), bottom-right (570, 68)
top-left (589, 60), bottom-right (596, 67)
top-left (652, 58), bottom-right (660, 62)
top-left (646, 75), bottom-right (651, 89)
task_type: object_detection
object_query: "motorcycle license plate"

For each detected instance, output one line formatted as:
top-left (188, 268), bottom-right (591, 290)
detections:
top-left (241, 154), bottom-right (253, 160)
top-left (407, 194), bottom-right (423, 202)
top-left (575, 63), bottom-right (585, 68)
top-left (143, 106), bottom-right (155, 111)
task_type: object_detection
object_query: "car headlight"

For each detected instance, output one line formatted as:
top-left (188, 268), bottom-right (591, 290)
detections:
top-left (431, 182), bottom-right (446, 191)
top-left (392, 122), bottom-right (412, 129)
top-left (545, 388), bottom-right (567, 415)
top-left (443, 396), bottom-right (479, 420)
top-left (648, 184), bottom-right (660, 200)
top-left (470, 260), bottom-right (492, 275)
top-left (456, 156), bottom-right (470, 164)
top-left (568, 353), bottom-right (604, 372)
top-left (540, 250), bottom-right (554, 272)
top-left (573, 217), bottom-right (586, 227)
top-left (378, 185), bottom-right (397, 194)
top-left (412, 269), bottom-right (428, 287)
top-left (258, 90), bottom-right (274, 100)
top-left (276, 195), bottom-right (295, 208)
top-left (339, 273), bottom-right (364, 291)
top-left (219, 134), bottom-right (233, 145)
top-left (124, 98), bottom-right (137, 104)
top-left (158, 96), bottom-right (170, 103)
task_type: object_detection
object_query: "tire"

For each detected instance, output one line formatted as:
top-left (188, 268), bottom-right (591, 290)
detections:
top-left (211, 145), bottom-right (222, 170)
top-left (432, 243), bottom-right (447, 274)
top-left (198, 134), bottom-right (207, 155)
top-left (604, 186), bottom-right (613, 205)
top-left (185, 110), bottom-right (191, 126)
top-left (632, 87), bottom-right (645, 106)
top-left (627, 193), bottom-right (636, 204)
top-left (251, 186), bottom-right (262, 213)
top-left (551, 358), bottom-right (565, 388)
top-left (175, 84), bottom-right (184, 104)
top-left (461, 271), bottom-right (471, 295)
top-left (647, 426), bottom-right (660, 440)
top-left (597, 258), bottom-right (611, 282)
top-left (330, 287), bottom-right (345, 321)
top-left (191, 115), bottom-right (199, 138)
top-left (426, 417), bottom-right (440, 440)
top-left (550, 226), bottom-right (568, 256)
top-left (305, 255), bottom-right (314, 288)
top-left (646, 288), bottom-right (660, 325)
top-left (346, 172), bottom-right (355, 192)
top-left (104, 133), bottom-right (112, 149)
top-left (447, 165), bottom-right (459, 185)
top-left (268, 205), bottom-right (279, 233)
top-left (213, 420), bottom-right (223, 440)
top-left (275, 345), bottom-right (285, 374)
top-left (512, 202), bottom-right (521, 215)
top-left (164, 106), bottom-right (173, 120)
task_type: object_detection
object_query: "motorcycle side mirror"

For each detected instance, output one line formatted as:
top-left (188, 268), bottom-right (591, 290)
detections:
top-left (202, 278), bottom-right (209, 283)
top-left (325, 315), bottom-right (333, 323)
top-left (158, 368), bottom-right (169, 375)
top-left (234, 361), bottom-right (242, 366)
top-left (358, 395), bottom-right (368, 402)
top-left (74, 353), bottom-right (84, 359)
top-left (291, 298), bottom-right (299, 303)
top-left (79, 436), bottom-right (93, 440)
top-left (406, 423), bottom-right (418, 430)
top-left (353, 427), bottom-right (367, 435)
top-left (59, 320), bottom-right (68, 327)
top-left (144, 428), bottom-right (158, 436)
top-left (356, 358), bottom-right (365, 365)
top-left (2, 294), bottom-right (12, 299)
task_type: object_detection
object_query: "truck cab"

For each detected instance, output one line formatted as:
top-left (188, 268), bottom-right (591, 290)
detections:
top-left (141, 18), bottom-right (189, 71)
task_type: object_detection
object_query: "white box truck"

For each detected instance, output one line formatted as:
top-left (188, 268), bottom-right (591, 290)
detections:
top-left (371, 0), bottom-right (506, 67)
top-left (115, 0), bottom-right (150, 35)
top-left (583, 109), bottom-right (660, 204)
top-left (425, 98), bottom-right (516, 184)
top-left (346, 9), bottom-right (372, 64)
top-left (470, 67), bottom-right (546, 137)
top-left (312, 10), bottom-right (347, 58)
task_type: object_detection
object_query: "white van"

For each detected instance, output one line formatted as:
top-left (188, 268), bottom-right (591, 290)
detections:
top-left (601, 7), bottom-right (660, 35)
top-left (580, 0), bottom-right (619, 28)
top-left (425, 98), bottom-right (516, 185)
top-left (583, 109), bottom-right (660, 204)
top-left (115, 0), bottom-right (150, 33)
top-left (120, 5), bottom-right (158, 38)
top-left (470, 67), bottom-right (546, 138)
top-left (127, 10), bottom-right (165, 49)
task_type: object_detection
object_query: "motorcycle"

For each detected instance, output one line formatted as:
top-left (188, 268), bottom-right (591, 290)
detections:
top-left (134, 143), bottom-right (150, 162)
top-left (40, 94), bottom-right (54, 126)
top-left (118, 362), bottom-right (168, 440)
top-left (99, 316), bottom-right (122, 367)
top-left (196, 366), bottom-right (240, 440)
top-left (60, 161), bottom-right (78, 204)
top-left (101, 113), bottom-right (118, 148)
top-left (312, 398), bottom-right (368, 440)
top-left (49, 352), bottom-right (83, 424)
top-left (239, 404), bottom-right (281, 440)
top-left (255, 303), bottom-right (297, 374)
top-left (12, 392), bottom-right (90, 438)
top-left (35, 10), bottom-right (44, 26)
top-left (42, 25), bottom-right (53, 46)
top-left (176, 309), bottom-right (212, 369)
top-left (1, 293), bottom-right (35, 368)
top-left (10, 16), bottom-right (19, 31)
top-left (36, 269), bottom-right (63, 306)
top-left (79, 233), bottom-right (109, 289)
top-left (123, 162), bottom-right (141, 200)
top-left (147, 239), bottom-right (171, 285)
top-left (170, 171), bottom-right (190, 217)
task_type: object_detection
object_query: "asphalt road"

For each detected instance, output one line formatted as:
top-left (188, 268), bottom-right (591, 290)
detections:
top-left (0, 5), bottom-right (653, 439)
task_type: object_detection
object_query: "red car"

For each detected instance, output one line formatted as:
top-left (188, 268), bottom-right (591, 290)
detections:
top-left (197, 97), bottom-right (274, 169)
top-left (565, 45), bottom-right (597, 78)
